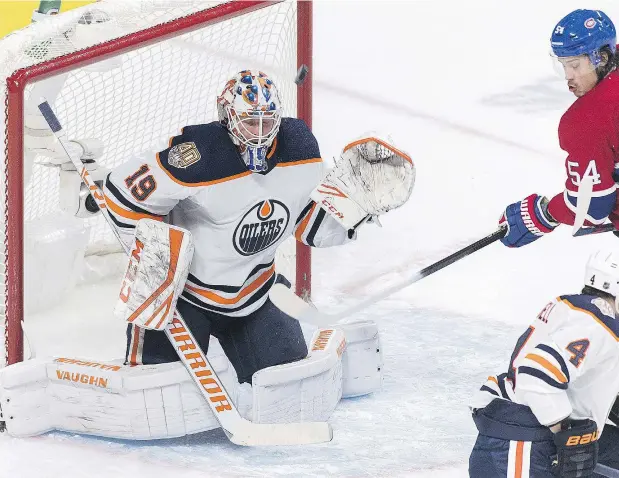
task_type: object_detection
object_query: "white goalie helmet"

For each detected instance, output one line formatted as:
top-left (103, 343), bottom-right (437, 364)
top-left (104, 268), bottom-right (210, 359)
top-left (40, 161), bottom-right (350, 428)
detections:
top-left (217, 70), bottom-right (283, 172)
top-left (584, 250), bottom-right (619, 311)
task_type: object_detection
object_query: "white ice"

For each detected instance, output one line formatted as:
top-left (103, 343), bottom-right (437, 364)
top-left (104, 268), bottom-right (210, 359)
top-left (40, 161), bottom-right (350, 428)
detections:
top-left (4, 1), bottom-right (619, 477)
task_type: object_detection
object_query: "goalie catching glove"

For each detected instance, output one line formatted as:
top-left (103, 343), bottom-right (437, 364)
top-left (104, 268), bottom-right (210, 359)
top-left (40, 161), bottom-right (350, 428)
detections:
top-left (311, 133), bottom-right (415, 230)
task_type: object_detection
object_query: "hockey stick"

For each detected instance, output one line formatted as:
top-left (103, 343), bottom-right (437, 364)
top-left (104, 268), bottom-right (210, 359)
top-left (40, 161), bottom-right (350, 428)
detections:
top-left (270, 226), bottom-right (507, 327)
top-left (596, 463), bottom-right (619, 478)
top-left (37, 100), bottom-right (332, 446)
top-left (573, 223), bottom-right (616, 236)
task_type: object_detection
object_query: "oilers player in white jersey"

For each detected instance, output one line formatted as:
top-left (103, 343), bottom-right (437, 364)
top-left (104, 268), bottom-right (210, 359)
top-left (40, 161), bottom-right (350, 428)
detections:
top-left (103, 70), bottom-right (329, 375)
top-left (103, 68), bottom-right (414, 379)
top-left (469, 250), bottom-right (619, 478)
top-left (0, 69), bottom-right (414, 440)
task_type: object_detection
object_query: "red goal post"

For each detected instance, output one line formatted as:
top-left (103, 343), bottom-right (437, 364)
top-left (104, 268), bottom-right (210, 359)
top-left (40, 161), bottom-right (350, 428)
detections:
top-left (1, 0), bottom-right (313, 365)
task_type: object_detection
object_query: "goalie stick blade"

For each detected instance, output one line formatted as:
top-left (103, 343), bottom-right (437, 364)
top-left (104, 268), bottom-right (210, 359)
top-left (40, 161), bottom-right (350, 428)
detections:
top-left (229, 420), bottom-right (333, 446)
top-left (269, 284), bottom-right (332, 327)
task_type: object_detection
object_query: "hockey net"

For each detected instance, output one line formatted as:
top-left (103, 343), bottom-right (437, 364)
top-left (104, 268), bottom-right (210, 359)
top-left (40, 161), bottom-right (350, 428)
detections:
top-left (0, 0), bottom-right (312, 366)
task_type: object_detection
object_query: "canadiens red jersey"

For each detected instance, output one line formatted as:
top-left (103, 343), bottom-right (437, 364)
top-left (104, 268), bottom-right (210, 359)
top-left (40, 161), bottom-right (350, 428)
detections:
top-left (547, 68), bottom-right (619, 226)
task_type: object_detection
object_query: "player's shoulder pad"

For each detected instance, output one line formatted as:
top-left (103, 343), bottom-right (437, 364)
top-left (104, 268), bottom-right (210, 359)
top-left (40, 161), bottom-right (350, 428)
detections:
top-left (156, 122), bottom-right (248, 185)
top-left (271, 117), bottom-right (322, 166)
top-left (559, 294), bottom-right (619, 339)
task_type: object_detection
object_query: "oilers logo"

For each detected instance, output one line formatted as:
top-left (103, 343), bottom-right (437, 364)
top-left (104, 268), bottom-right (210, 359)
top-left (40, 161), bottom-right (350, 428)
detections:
top-left (233, 200), bottom-right (290, 256)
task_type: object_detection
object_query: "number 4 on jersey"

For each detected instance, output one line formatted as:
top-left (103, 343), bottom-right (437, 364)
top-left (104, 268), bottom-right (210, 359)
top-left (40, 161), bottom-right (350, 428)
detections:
top-left (566, 339), bottom-right (590, 367)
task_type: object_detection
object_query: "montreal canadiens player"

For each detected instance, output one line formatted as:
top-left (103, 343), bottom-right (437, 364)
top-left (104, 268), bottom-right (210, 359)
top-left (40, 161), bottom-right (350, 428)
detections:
top-left (0, 70), bottom-right (415, 440)
top-left (469, 250), bottom-right (619, 478)
top-left (499, 9), bottom-right (619, 248)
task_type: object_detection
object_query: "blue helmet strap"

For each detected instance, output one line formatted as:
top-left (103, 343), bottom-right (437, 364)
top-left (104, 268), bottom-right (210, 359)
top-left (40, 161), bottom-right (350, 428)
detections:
top-left (242, 146), bottom-right (269, 173)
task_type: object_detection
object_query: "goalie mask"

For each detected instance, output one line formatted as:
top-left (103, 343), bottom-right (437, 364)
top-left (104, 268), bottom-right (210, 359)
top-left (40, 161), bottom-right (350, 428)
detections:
top-left (217, 70), bottom-right (282, 173)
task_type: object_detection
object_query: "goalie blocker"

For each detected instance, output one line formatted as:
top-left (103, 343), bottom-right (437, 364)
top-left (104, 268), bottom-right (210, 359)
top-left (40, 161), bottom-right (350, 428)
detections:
top-left (115, 219), bottom-right (194, 331)
top-left (0, 323), bottom-right (382, 439)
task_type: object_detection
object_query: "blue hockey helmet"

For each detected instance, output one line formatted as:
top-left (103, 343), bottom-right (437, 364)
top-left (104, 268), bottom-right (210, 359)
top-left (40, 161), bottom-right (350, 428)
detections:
top-left (551, 9), bottom-right (616, 67)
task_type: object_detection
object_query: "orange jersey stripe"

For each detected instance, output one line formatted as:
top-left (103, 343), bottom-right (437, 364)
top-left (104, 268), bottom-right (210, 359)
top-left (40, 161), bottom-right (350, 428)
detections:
top-left (559, 297), bottom-right (619, 341)
top-left (524, 353), bottom-right (568, 383)
top-left (104, 194), bottom-right (163, 222)
top-left (155, 152), bottom-right (251, 187)
top-left (185, 265), bottom-right (275, 306)
top-left (295, 202), bottom-right (317, 241)
top-left (487, 376), bottom-right (499, 386)
top-left (266, 137), bottom-right (278, 159)
top-left (275, 157), bottom-right (322, 168)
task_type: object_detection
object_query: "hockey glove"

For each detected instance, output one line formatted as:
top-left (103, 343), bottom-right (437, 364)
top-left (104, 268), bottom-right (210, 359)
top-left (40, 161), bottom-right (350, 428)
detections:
top-left (310, 133), bottom-right (415, 230)
top-left (499, 194), bottom-right (558, 248)
top-left (551, 419), bottom-right (598, 478)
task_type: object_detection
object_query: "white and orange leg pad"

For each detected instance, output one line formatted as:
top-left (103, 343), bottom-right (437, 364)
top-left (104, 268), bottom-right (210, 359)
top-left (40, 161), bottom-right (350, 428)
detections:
top-left (338, 320), bottom-right (383, 398)
top-left (0, 352), bottom-right (238, 439)
top-left (115, 219), bottom-right (194, 330)
top-left (240, 328), bottom-right (347, 424)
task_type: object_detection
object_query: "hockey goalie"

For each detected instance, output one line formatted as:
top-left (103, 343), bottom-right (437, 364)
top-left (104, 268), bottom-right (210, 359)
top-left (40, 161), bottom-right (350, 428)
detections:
top-left (0, 68), bottom-right (414, 444)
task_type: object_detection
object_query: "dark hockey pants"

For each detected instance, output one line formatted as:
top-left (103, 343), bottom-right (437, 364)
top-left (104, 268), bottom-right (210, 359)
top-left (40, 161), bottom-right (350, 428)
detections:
top-left (124, 296), bottom-right (308, 384)
top-left (469, 399), bottom-right (619, 477)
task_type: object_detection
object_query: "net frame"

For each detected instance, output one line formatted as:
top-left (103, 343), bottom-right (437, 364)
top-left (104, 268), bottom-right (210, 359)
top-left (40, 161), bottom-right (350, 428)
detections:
top-left (3, 0), bottom-right (313, 365)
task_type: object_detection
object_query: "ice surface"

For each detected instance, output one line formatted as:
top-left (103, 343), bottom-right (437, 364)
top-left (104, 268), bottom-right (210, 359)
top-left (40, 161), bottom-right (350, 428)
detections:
top-left (4, 0), bottom-right (619, 476)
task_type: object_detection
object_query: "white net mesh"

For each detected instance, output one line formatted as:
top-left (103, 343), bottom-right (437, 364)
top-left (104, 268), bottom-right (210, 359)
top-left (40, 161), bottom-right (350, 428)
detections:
top-left (0, 0), bottom-right (303, 365)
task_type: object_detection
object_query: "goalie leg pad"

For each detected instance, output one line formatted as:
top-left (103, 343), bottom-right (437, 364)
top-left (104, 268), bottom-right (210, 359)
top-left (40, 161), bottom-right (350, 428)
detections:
top-left (0, 353), bottom-right (237, 440)
top-left (247, 328), bottom-right (346, 424)
top-left (339, 320), bottom-right (383, 398)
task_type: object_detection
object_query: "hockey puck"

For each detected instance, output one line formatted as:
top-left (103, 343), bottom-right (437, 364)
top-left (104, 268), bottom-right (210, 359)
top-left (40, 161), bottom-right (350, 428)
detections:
top-left (294, 65), bottom-right (309, 85)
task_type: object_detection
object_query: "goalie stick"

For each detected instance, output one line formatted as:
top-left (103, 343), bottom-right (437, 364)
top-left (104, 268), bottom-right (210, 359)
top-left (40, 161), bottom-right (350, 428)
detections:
top-left (597, 464), bottom-right (619, 478)
top-left (37, 100), bottom-right (332, 446)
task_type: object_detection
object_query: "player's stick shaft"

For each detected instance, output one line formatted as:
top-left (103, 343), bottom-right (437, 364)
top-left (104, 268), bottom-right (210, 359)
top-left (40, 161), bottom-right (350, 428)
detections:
top-left (573, 223), bottom-right (616, 236)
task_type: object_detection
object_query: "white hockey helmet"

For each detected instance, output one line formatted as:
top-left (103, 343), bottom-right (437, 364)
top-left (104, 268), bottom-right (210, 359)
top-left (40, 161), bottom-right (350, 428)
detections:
top-left (217, 70), bottom-right (282, 172)
top-left (584, 250), bottom-right (619, 311)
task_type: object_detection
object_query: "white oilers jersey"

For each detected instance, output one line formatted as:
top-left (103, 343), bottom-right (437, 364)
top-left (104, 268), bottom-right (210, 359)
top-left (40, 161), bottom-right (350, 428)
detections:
top-left (472, 294), bottom-right (619, 434)
top-left (104, 118), bottom-right (351, 316)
